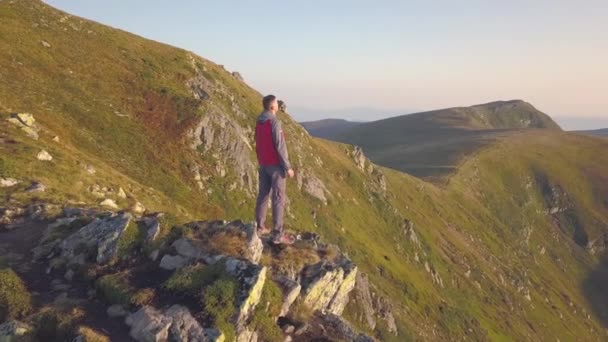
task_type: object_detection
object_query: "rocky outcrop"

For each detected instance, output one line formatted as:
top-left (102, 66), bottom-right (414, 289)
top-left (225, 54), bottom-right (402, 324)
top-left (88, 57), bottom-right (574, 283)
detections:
top-left (274, 275), bottom-right (301, 317)
top-left (190, 110), bottom-right (256, 194)
top-left (0, 320), bottom-right (31, 340)
top-left (125, 305), bottom-right (224, 342)
top-left (300, 313), bottom-right (376, 342)
top-left (224, 258), bottom-right (267, 325)
top-left (300, 259), bottom-right (358, 315)
top-left (231, 71), bottom-right (244, 81)
top-left (59, 212), bottom-right (132, 264)
top-left (349, 273), bottom-right (399, 335)
top-left (7, 113), bottom-right (40, 139)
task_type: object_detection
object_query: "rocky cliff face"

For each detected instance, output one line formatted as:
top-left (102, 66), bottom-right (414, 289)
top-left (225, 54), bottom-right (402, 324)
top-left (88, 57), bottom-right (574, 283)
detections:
top-left (1, 207), bottom-right (377, 342)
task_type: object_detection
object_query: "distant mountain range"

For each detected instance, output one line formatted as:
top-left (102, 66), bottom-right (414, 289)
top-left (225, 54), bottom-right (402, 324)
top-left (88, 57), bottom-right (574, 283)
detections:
top-left (302, 100), bottom-right (561, 180)
top-left (1, 1), bottom-right (608, 341)
top-left (300, 119), bottom-right (362, 139)
top-left (576, 128), bottom-right (608, 137)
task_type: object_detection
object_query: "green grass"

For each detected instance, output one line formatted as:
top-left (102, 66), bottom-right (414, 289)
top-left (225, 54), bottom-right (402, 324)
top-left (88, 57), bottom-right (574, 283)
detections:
top-left (95, 272), bottom-right (134, 306)
top-left (0, 266), bottom-right (32, 321)
top-left (202, 277), bottom-right (238, 342)
top-left (1, 1), bottom-right (608, 340)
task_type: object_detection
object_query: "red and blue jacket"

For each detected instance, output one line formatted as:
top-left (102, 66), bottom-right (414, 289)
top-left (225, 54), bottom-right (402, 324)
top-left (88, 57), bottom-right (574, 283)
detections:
top-left (255, 111), bottom-right (291, 171)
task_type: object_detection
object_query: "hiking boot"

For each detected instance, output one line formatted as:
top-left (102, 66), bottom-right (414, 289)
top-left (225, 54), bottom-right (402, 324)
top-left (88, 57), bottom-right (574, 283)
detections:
top-left (272, 232), bottom-right (295, 245)
top-left (257, 225), bottom-right (271, 235)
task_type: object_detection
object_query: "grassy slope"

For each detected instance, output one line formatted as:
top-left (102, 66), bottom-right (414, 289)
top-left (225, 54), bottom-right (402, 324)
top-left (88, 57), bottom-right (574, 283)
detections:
top-left (333, 100), bottom-right (561, 181)
top-left (1, 1), bottom-right (607, 341)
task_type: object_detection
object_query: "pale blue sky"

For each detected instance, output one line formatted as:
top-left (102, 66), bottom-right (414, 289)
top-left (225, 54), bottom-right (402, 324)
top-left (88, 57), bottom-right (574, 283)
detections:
top-left (44, 1), bottom-right (608, 128)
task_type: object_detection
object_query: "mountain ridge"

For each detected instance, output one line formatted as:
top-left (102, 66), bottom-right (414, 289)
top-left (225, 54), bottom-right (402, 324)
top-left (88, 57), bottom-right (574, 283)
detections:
top-left (0, 1), bottom-right (607, 341)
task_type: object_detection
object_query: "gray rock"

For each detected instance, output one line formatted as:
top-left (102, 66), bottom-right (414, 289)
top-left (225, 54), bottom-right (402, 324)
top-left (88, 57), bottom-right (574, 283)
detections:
top-left (0, 320), bottom-right (31, 339)
top-left (107, 304), bottom-right (128, 318)
top-left (223, 258), bottom-right (267, 325)
top-left (25, 182), bottom-right (46, 192)
top-left (125, 305), bottom-right (223, 342)
top-left (353, 273), bottom-right (376, 330)
top-left (159, 254), bottom-right (187, 270)
top-left (303, 173), bottom-right (328, 204)
top-left (59, 212), bottom-right (132, 264)
top-left (300, 259), bottom-right (358, 315)
top-left (41, 40), bottom-right (51, 48)
top-left (149, 249), bottom-right (160, 261)
top-left (132, 202), bottom-right (146, 215)
top-left (7, 113), bottom-right (39, 139)
top-left (173, 238), bottom-right (203, 259)
top-left (309, 313), bottom-right (376, 342)
top-left (244, 223), bottom-right (263, 264)
top-left (100, 198), bottom-right (118, 209)
top-left (125, 306), bottom-right (171, 342)
top-left (236, 327), bottom-right (257, 342)
top-left (231, 71), bottom-right (244, 81)
top-left (142, 216), bottom-right (161, 242)
top-left (37, 150), bottom-right (53, 161)
top-left (0, 178), bottom-right (20, 187)
top-left (274, 275), bottom-right (301, 317)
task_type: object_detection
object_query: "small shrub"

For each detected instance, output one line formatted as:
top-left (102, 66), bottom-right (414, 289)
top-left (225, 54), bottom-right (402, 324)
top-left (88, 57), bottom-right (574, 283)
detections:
top-left (274, 246), bottom-right (320, 276)
top-left (34, 307), bottom-right (85, 342)
top-left (95, 273), bottom-right (133, 305)
top-left (131, 288), bottom-right (155, 306)
top-left (206, 229), bottom-right (247, 258)
top-left (251, 279), bottom-right (284, 342)
top-left (202, 277), bottom-right (237, 342)
top-left (163, 262), bottom-right (225, 297)
top-left (116, 221), bottom-right (146, 258)
top-left (0, 267), bottom-right (32, 321)
top-left (75, 326), bottom-right (110, 342)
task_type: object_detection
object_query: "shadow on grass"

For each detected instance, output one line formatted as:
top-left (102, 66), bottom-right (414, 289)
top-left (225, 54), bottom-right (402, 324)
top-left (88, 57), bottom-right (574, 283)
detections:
top-left (583, 252), bottom-right (608, 327)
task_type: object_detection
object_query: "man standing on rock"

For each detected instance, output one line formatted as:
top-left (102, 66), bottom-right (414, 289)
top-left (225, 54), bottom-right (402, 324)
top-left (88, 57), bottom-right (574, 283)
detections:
top-left (254, 95), bottom-right (295, 244)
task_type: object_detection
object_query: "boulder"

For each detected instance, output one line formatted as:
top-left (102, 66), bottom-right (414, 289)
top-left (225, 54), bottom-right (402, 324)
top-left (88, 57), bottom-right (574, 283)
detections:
top-left (141, 215), bottom-right (162, 242)
top-left (306, 313), bottom-right (376, 342)
top-left (7, 113), bottom-right (39, 139)
top-left (224, 258), bottom-right (267, 325)
top-left (300, 259), bottom-right (358, 315)
top-left (231, 71), bottom-right (244, 81)
top-left (59, 212), bottom-right (132, 264)
top-left (125, 305), bottom-right (223, 342)
top-left (100, 199), bottom-right (118, 209)
top-left (37, 150), bottom-right (53, 161)
top-left (25, 182), bottom-right (46, 193)
top-left (352, 273), bottom-right (376, 330)
top-left (117, 187), bottom-right (127, 198)
top-left (0, 178), bottom-right (20, 187)
top-left (303, 174), bottom-right (328, 204)
top-left (107, 304), bottom-right (128, 318)
top-left (125, 306), bottom-right (171, 342)
top-left (244, 223), bottom-right (263, 264)
top-left (159, 254), bottom-right (188, 270)
top-left (0, 320), bottom-right (31, 341)
top-left (235, 327), bottom-right (257, 342)
top-left (274, 275), bottom-right (301, 317)
top-left (132, 202), bottom-right (146, 215)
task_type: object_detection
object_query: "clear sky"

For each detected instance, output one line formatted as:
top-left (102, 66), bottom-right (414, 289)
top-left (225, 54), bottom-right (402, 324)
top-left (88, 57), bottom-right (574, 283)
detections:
top-left (44, 1), bottom-right (608, 128)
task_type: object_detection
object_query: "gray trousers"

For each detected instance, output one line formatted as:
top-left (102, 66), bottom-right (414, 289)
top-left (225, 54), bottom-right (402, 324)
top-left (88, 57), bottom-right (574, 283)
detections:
top-left (255, 165), bottom-right (286, 233)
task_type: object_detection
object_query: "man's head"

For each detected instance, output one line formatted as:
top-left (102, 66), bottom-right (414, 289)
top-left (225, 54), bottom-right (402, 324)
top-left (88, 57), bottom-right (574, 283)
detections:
top-left (263, 94), bottom-right (278, 114)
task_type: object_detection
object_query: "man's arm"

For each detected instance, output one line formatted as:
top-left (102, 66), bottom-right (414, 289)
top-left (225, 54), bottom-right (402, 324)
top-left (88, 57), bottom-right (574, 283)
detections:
top-left (271, 118), bottom-right (292, 172)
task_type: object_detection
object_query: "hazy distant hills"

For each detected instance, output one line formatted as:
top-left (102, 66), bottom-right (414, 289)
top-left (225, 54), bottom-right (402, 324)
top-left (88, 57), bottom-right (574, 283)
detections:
top-left (303, 100), bottom-right (561, 180)
top-left (300, 118), bottom-right (362, 139)
top-left (576, 128), bottom-right (608, 137)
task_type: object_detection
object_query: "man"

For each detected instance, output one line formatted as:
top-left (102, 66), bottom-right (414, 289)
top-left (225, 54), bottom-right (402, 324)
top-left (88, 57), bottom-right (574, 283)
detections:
top-left (254, 95), bottom-right (295, 244)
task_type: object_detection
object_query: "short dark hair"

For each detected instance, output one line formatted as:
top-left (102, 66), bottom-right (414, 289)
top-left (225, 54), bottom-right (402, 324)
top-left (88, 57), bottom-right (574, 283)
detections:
top-left (263, 95), bottom-right (276, 110)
